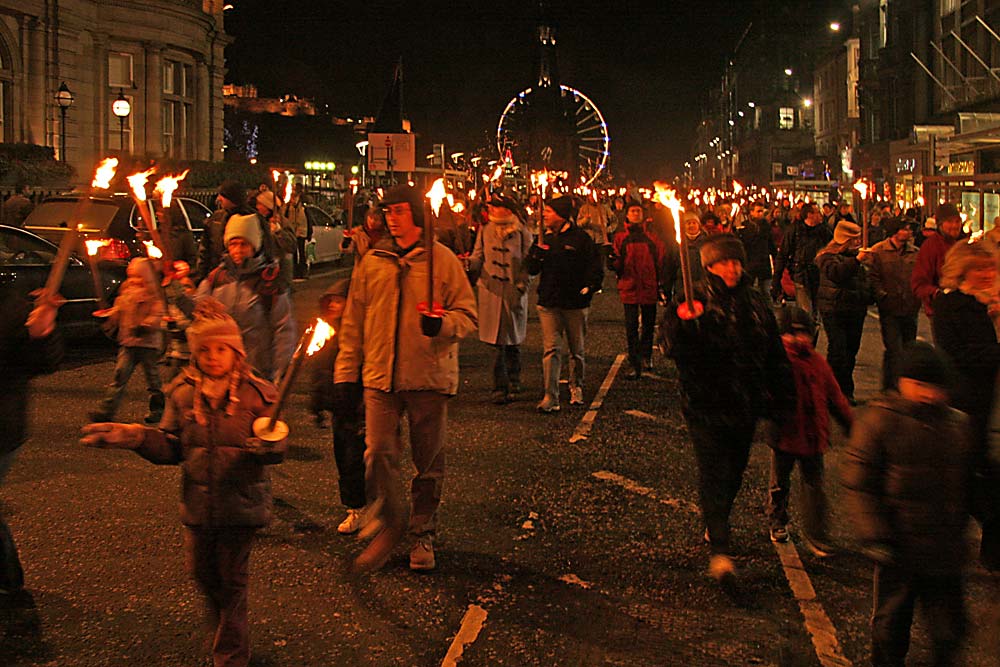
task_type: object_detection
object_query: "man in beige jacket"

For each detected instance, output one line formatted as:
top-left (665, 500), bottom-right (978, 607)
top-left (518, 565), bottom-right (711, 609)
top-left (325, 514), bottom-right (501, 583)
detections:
top-left (335, 184), bottom-right (477, 572)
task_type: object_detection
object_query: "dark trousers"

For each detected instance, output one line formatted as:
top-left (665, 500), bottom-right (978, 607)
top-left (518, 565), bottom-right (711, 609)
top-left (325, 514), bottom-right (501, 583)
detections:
top-left (871, 565), bottom-right (966, 667)
top-left (623, 303), bottom-right (656, 372)
top-left (877, 311), bottom-right (918, 390)
top-left (492, 344), bottom-right (521, 391)
top-left (0, 451), bottom-right (24, 593)
top-left (185, 527), bottom-right (256, 667)
top-left (294, 237), bottom-right (307, 278)
top-left (98, 346), bottom-right (163, 419)
top-left (687, 417), bottom-right (756, 555)
top-left (822, 309), bottom-right (866, 399)
top-left (332, 412), bottom-right (367, 510)
top-left (767, 450), bottom-right (827, 540)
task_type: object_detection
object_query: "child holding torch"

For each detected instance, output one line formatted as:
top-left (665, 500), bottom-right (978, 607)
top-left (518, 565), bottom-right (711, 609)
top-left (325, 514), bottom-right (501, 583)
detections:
top-left (80, 298), bottom-right (285, 667)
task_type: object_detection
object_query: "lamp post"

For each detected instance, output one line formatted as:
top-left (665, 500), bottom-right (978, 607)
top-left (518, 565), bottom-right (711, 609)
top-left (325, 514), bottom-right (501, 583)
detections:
top-left (55, 82), bottom-right (74, 162)
top-left (112, 88), bottom-right (131, 154)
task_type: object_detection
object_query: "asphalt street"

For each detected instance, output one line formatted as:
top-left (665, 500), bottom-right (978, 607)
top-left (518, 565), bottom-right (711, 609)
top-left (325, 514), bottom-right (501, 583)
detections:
top-left (2, 263), bottom-right (997, 666)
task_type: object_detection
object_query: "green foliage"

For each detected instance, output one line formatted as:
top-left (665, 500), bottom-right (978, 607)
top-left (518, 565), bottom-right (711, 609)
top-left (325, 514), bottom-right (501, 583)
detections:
top-left (0, 143), bottom-right (75, 186)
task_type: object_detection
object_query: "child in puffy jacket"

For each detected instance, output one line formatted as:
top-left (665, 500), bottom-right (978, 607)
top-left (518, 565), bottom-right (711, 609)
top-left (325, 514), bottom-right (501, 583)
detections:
top-left (89, 257), bottom-right (164, 424)
top-left (81, 298), bottom-right (285, 667)
top-left (768, 306), bottom-right (852, 555)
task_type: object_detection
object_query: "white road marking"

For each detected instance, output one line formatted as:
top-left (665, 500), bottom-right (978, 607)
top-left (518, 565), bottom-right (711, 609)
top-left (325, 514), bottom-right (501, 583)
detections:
top-left (772, 541), bottom-right (853, 667)
top-left (441, 604), bottom-right (489, 667)
top-left (558, 573), bottom-right (593, 589)
top-left (569, 353), bottom-right (627, 443)
top-left (591, 470), bottom-right (699, 514)
top-left (624, 409), bottom-right (669, 424)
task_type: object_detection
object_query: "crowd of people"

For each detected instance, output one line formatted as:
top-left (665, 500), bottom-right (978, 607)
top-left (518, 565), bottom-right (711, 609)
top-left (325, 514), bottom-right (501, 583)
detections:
top-left (1, 176), bottom-right (997, 667)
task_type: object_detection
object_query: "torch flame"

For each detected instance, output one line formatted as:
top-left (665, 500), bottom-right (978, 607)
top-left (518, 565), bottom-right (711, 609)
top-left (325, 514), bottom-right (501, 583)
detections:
top-left (127, 169), bottom-right (156, 202)
top-left (91, 158), bottom-right (119, 189)
top-left (284, 176), bottom-right (293, 204)
top-left (85, 239), bottom-right (108, 257)
top-left (153, 170), bottom-right (190, 209)
top-left (732, 180), bottom-right (743, 196)
top-left (142, 240), bottom-right (163, 259)
top-left (490, 164), bottom-right (504, 182)
top-left (730, 202), bottom-right (740, 219)
top-left (426, 178), bottom-right (447, 217)
top-left (853, 180), bottom-right (868, 200)
top-left (530, 170), bottom-right (550, 199)
top-left (305, 319), bottom-right (335, 356)
top-left (271, 169), bottom-right (281, 185)
top-left (915, 195), bottom-right (925, 207)
top-left (653, 182), bottom-right (684, 246)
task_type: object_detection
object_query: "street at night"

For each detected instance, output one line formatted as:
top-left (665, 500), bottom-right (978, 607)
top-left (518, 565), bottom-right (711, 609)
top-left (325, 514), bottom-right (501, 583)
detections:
top-left (1, 267), bottom-right (997, 666)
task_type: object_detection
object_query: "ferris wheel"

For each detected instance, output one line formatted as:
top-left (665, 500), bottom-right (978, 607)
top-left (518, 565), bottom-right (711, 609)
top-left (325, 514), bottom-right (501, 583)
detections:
top-left (497, 84), bottom-right (610, 187)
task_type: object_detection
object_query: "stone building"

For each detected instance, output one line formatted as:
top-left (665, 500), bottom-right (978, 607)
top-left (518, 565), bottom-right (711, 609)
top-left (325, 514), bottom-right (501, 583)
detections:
top-left (0, 0), bottom-right (227, 181)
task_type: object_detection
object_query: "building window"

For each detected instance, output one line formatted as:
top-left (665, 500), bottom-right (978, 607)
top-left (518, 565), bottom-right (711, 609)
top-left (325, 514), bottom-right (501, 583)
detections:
top-left (108, 53), bottom-right (133, 88)
top-left (162, 60), bottom-right (194, 157)
top-left (778, 107), bottom-right (795, 130)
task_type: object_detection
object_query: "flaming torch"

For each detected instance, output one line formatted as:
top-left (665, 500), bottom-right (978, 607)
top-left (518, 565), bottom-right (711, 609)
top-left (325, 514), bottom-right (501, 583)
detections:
top-left (253, 319), bottom-right (335, 442)
top-left (153, 170), bottom-right (189, 210)
top-left (854, 179), bottom-right (870, 247)
top-left (530, 170), bottom-right (551, 239)
top-left (84, 239), bottom-right (110, 309)
top-left (421, 178), bottom-right (448, 318)
top-left (127, 168), bottom-right (157, 240)
top-left (655, 182), bottom-right (702, 319)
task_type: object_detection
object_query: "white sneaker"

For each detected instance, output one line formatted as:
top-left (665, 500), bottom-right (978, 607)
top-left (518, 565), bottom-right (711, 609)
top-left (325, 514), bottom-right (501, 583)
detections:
top-left (337, 507), bottom-right (369, 535)
top-left (569, 386), bottom-right (584, 405)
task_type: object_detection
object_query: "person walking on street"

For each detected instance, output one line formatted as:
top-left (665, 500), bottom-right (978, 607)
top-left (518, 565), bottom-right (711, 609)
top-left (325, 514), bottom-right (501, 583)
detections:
top-left (525, 196), bottom-right (604, 413)
top-left (81, 300), bottom-right (286, 667)
top-left (815, 220), bottom-right (870, 403)
top-left (736, 200), bottom-right (777, 304)
top-left (661, 235), bottom-right (794, 584)
top-left (864, 217), bottom-right (921, 389)
top-left (342, 205), bottom-right (386, 274)
top-left (610, 200), bottom-right (666, 379)
top-left (841, 342), bottom-right (974, 667)
top-left (911, 202), bottom-right (963, 320)
top-left (253, 190), bottom-right (296, 295)
top-left (2, 182), bottom-right (34, 228)
top-left (197, 180), bottom-right (251, 281)
top-left (768, 306), bottom-right (852, 555)
top-left (772, 202), bottom-right (833, 324)
top-left (334, 184), bottom-right (477, 573)
top-left (283, 183), bottom-right (310, 281)
top-left (468, 192), bottom-right (533, 404)
top-left (1, 284), bottom-right (62, 597)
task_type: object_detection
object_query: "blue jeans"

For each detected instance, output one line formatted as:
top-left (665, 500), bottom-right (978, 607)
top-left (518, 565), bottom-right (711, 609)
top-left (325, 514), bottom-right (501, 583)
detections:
top-left (98, 346), bottom-right (163, 419)
top-left (536, 306), bottom-right (588, 401)
top-left (0, 450), bottom-right (24, 592)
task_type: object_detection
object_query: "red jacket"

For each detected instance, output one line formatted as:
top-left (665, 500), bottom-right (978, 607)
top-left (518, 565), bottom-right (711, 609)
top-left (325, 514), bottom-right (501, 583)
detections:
top-left (774, 339), bottom-right (853, 456)
top-left (612, 225), bottom-right (666, 305)
top-left (910, 232), bottom-right (957, 316)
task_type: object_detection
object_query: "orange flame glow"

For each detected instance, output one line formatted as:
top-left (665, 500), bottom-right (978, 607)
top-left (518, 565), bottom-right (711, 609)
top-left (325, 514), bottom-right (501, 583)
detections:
top-left (654, 182), bottom-right (684, 246)
top-left (305, 319), bottom-right (335, 356)
top-left (91, 158), bottom-right (119, 189)
top-left (284, 177), bottom-right (293, 204)
top-left (732, 180), bottom-right (743, 196)
top-left (530, 170), bottom-right (550, 199)
top-left (853, 180), bottom-right (868, 200)
top-left (142, 240), bottom-right (163, 259)
top-left (426, 178), bottom-right (447, 217)
top-left (490, 165), bottom-right (504, 182)
top-left (127, 169), bottom-right (156, 202)
top-left (85, 239), bottom-right (109, 257)
top-left (153, 170), bottom-right (190, 208)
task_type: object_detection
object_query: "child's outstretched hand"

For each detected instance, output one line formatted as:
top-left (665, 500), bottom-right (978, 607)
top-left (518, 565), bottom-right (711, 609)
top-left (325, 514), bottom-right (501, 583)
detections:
top-left (80, 423), bottom-right (144, 449)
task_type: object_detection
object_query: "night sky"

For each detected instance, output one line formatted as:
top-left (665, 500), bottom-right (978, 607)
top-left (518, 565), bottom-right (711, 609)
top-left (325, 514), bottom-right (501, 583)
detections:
top-left (224, 0), bottom-right (845, 182)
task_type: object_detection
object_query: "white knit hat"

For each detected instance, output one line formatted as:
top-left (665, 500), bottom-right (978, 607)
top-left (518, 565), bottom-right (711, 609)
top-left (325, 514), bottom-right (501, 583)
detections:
top-left (224, 214), bottom-right (262, 252)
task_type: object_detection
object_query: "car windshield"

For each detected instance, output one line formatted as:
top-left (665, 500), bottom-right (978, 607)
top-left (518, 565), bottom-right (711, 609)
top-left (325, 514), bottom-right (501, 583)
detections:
top-left (24, 201), bottom-right (120, 233)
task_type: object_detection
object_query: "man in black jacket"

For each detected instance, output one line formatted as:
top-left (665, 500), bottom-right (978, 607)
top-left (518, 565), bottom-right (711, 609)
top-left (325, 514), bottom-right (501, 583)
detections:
top-left (736, 200), bottom-right (777, 304)
top-left (0, 285), bottom-right (62, 596)
top-left (771, 202), bottom-right (833, 321)
top-left (526, 196), bottom-right (603, 412)
top-left (662, 235), bottom-right (794, 584)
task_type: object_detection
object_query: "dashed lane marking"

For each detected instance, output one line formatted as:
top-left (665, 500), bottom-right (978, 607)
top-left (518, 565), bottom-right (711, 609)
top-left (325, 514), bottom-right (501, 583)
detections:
top-left (569, 353), bottom-right (627, 443)
top-left (441, 604), bottom-right (489, 667)
top-left (624, 409), bottom-right (670, 424)
top-left (591, 470), bottom-right (699, 514)
top-left (772, 541), bottom-right (853, 667)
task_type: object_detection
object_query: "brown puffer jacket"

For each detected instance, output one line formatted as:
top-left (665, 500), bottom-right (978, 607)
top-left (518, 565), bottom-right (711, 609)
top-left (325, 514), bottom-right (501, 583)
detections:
top-left (135, 369), bottom-right (285, 529)
top-left (841, 396), bottom-right (973, 574)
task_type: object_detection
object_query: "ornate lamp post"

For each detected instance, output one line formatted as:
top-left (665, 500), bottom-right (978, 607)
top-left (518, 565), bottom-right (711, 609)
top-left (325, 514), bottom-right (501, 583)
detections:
top-left (55, 82), bottom-right (74, 162)
top-left (112, 89), bottom-right (131, 153)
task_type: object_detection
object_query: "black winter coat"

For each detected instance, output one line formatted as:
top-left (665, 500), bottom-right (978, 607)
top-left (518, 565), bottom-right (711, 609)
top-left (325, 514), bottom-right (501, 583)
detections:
top-left (815, 249), bottom-right (870, 314)
top-left (736, 219), bottom-right (776, 281)
top-left (525, 223), bottom-right (603, 309)
top-left (0, 288), bottom-right (63, 455)
top-left (773, 220), bottom-right (832, 287)
top-left (661, 273), bottom-right (795, 423)
top-left (841, 396), bottom-right (972, 574)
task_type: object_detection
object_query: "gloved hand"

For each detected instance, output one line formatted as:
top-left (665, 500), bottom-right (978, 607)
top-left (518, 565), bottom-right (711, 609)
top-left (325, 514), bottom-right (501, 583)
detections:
top-left (420, 313), bottom-right (443, 337)
top-left (80, 422), bottom-right (145, 449)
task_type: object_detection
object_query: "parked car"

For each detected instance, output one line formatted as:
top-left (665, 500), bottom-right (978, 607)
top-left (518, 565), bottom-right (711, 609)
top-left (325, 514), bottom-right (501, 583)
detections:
top-left (23, 193), bottom-right (145, 264)
top-left (0, 225), bottom-right (126, 337)
top-left (128, 196), bottom-right (211, 245)
top-left (304, 204), bottom-right (345, 265)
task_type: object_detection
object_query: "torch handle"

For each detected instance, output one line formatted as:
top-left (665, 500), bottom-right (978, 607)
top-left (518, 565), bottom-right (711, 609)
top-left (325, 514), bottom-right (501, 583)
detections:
top-left (426, 213), bottom-right (435, 308)
top-left (267, 328), bottom-right (311, 430)
top-left (679, 233), bottom-right (695, 308)
top-left (44, 226), bottom-right (79, 295)
top-left (87, 252), bottom-right (108, 310)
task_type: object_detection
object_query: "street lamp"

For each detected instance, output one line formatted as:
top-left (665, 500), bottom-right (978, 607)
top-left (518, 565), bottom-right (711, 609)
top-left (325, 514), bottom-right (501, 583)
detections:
top-left (55, 82), bottom-right (74, 162)
top-left (112, 88), bottom-right (131, 153)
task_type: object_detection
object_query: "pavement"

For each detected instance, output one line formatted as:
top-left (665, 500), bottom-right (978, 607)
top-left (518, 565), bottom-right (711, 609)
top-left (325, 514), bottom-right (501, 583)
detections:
top-left (2, 262), bottom-right (997, 666)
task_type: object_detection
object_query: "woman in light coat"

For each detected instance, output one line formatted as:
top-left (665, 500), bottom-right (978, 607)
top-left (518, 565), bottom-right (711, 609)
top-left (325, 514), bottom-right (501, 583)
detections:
top-left (468, 193), bottom-right (533, 404)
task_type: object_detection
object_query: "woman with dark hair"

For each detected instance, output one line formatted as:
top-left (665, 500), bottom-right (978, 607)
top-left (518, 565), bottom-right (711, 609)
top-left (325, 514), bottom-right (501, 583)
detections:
top-left (815, 220), bottom-right (869, 402)
top-left (931, 241), bottom-right (1000, 571)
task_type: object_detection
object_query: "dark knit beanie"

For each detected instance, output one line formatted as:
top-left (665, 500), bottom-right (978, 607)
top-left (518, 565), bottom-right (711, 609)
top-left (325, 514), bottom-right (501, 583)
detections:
top-left (319, 278), bottom-right (350, 311)
top-left (625, 199), bottom-right (645, 213)
top-left (379, 183), bottom-right (426, 228)
top-left (699, 234), bottom-right (746, 268)
top-left (217, 180), bottom-right (246, 207)
top-left (545, 196), bottom-right (576, 222)
top-left (937, 202), bottom-right (961, 223)
top-left (776, 305), bottom-right (815, 336)
top-left (881, 216), bottom-right (912, 237)
top-left (898, 341), bottom-right (952, 387)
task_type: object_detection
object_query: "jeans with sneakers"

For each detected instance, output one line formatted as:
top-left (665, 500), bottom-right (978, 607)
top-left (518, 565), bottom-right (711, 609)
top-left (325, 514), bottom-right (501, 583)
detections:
top-left (687, 417), bottom-right (756, 555)
top-left (97, 346), bottom-right (163, 420)
top-left (536, 306), bottom-right (588, 402)
top-left (768, 450), bottom-right (827, 541)
top-left (623, 303), bottom-right (656, 373)
top-left (492, 344), bottom-right (521, 392)
top-left (332, 406), bottom-right (367, 510)
top-left (0, 451), bottom-right (24, 593)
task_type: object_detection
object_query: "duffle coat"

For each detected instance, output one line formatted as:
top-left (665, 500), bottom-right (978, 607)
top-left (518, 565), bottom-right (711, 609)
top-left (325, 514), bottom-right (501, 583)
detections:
top-left (469, 221), bottom-right (533, 345)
